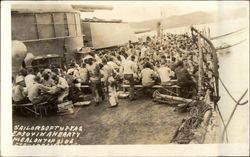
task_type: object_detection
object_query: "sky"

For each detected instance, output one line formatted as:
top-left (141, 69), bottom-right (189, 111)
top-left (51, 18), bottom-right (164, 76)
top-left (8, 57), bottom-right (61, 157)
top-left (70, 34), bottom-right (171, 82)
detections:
top-left (9, 1), bottom-right (249, 22)
top-left (74, 1), bottom-right (249, 22)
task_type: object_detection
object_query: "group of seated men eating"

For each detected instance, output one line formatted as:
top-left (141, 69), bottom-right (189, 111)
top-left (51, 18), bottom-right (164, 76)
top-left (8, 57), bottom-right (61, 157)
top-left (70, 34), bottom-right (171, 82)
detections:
top-left (12, 32), bottom-right (214, 112)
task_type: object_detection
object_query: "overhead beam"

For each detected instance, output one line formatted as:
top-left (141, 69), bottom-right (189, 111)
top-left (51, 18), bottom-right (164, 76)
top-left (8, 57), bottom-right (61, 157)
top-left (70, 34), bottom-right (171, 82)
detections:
top-left (71, 5), bottom-right (113, 12)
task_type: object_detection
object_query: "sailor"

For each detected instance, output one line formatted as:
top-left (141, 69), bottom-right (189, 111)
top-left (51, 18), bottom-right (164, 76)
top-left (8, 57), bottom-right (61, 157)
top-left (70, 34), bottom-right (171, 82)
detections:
top-left (169, 57), bottom-right (178, 71)
top-left (101, 59), bottom-right (119, 107)
top-left (52, 75), bottom-right (69, 103)
top-left (12, 76), bottom-right (29, 104)
top-left (175, 61), bottom-right (197, 98)
top-left (157, 62), bottom-right (175, 87)
top-left (67, 63), bottom-right (80, 81)
top-left (19, 68), bottom-right (28, 77)
top-left (78, 63), bottom-right (89, 84)
top-left (42, 72), bottom-right (55, 87)
top-left (140, 62), bottom-right (159, 97)
top-left (120, 55), bottom-right (138, 101)
top-left (90, 50), bottom-right (102, 64)
top-left (140, 43), bottom-right (148, 58)
top-left (107, 57), bottom-right (119, 72)
top-left (85, 55), bottom-right (104, 105)
top-left (24, 68), bottom-right (36, 90)
top-left (27, 76), bottom-right (53, 105)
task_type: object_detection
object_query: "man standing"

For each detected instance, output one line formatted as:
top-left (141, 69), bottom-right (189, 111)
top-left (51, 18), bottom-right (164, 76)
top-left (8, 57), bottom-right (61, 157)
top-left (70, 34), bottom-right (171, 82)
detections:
top-left (85, 56), bottom-right (104, 105)
top-left (120, 55), bottom-right (138, 101)
top-left (101, 59), bottom-right (118, 107)
top-left (140, 43), bottom-right (148, 58)
top-left (78, 63), bottom-right (89, 84)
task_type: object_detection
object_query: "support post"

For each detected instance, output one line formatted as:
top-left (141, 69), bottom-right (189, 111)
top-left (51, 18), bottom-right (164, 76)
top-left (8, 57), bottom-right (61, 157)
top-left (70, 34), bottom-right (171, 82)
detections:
top-left (198, 34), bottom-right (203, 96)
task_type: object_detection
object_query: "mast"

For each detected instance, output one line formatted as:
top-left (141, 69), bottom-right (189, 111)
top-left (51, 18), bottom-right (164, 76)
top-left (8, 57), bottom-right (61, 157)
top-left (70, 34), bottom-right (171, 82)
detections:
top-left (197, 34), bottom-right (203, 97)
top-left (160, 7), bottom-right (164, 45)
top-left (208, 27), bottom-right (211, 39)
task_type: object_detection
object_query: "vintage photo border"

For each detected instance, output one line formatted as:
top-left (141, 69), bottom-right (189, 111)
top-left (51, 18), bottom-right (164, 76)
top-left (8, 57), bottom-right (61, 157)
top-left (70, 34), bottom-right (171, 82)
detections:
top-left (1, 1), bottom-right (249, 156)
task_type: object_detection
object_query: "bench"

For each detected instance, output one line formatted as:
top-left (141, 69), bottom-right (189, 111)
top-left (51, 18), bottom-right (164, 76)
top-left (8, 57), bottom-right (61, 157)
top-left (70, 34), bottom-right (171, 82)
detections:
top-left (35, 102), bottom-right (51, 117)
top-left (80, 82), bottom-right (180, 96)
top-left (13, 103), bottom-right (33, 107)
top-left (121, 84), bottom-right (180, 96)
top-left (121, 84), bottom-right (180, 88)
top-left (13, 102), bottom-right (50, 117)
top-left (80, 80), bottom-right (178, 88)
top-left (13, 103), bottom-right (40, 116)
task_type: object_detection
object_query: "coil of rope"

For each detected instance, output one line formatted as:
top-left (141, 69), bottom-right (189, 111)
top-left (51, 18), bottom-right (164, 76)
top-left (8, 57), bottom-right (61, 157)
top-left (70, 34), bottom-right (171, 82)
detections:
top-left (171, 101), bottom-right (213, 144)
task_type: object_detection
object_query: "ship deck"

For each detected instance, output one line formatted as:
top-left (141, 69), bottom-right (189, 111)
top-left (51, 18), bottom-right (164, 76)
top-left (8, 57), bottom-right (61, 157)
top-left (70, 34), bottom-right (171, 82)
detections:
top-left (13, 95), bottom-right (188, 145)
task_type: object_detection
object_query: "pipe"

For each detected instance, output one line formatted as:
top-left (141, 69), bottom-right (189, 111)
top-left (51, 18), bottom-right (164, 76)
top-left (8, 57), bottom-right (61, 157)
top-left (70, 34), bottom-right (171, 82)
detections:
top-left (153, 90), bottom-right (193, 103)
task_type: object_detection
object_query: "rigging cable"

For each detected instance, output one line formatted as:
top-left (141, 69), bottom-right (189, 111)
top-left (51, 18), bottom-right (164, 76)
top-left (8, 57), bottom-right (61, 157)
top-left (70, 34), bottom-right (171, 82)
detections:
top-left (221, 89), bottom-right (248, 141)
top-left (219, 77), bottom-right (248, 106)
top-left (214, 101), bottom-right (229, 143)
top-left (215, 39), bottom-right (247, 51)
top-left (190, 26), bottom-right (248, 143)
top-left (219, 77), bottom-right (248, 142)
top-left (210, 27), bottom-right (247, 40)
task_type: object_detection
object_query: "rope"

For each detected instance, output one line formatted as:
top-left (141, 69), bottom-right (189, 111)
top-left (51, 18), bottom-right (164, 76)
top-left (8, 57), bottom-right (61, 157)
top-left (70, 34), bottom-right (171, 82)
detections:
top-left (219, 77), bottom-right (249, 142)
top-left (216, 39), bottom-right (247, 50)
top-left (222, 89), bottom-right (248, 142)
top-left (219, 77), bottom-right (248, 106)
top-left (210, 27), bottom-right (247, 40)
top-left (215, 103), bottom-right (229, 143)
top-left (171, 101), bottom-right (213, 144)
top-left (191, 27), bottom-right (248, 143)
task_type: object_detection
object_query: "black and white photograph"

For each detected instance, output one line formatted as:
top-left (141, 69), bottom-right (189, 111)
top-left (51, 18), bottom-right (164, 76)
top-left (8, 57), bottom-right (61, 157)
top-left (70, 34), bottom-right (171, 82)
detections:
top-left (1, 0), bottom-right (249, 156)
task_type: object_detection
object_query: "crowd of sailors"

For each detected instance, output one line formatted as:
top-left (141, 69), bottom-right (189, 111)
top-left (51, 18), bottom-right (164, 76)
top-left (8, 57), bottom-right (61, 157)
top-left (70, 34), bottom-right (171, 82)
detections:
top-left (12, 32), bottom-right (215, 111)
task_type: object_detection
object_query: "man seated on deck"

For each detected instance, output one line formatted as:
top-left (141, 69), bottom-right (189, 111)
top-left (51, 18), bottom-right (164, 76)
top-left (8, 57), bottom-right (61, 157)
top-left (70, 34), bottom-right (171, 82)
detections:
top-left (169, 57), bottom-right (178, 72)
top-left (140, 62), bottom-right (159, 97)
top-left (157, 62), bottom-right (175, 87)
top-left (41, 72), bottom-right (55, 87)
top-left (174, 61), bottom-right (197, 98)
top-left (12, 76), bottom-right (30, 105)
top-left (24, 68), bottom-right (36, 90)
top-left (27, 76), bottom-right (54, 105)
top-left (51, 75), bottom-right (69, 103)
